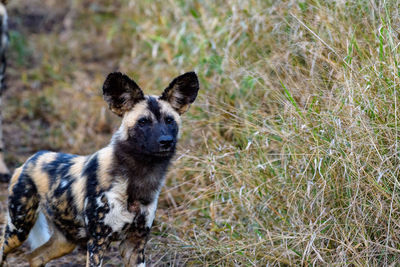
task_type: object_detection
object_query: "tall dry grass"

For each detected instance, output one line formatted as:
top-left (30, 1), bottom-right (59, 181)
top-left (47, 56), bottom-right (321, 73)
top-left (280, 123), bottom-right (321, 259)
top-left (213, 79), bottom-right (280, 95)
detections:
top-left (3, 0), bottom-right (400, 265)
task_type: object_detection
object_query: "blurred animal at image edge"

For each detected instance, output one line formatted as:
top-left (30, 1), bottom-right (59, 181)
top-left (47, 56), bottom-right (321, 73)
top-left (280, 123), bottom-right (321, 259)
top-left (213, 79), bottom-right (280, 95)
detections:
top-left (0, 0), bottom-right (10, 182)
top-left (0, 71), bottom-right (200, 266)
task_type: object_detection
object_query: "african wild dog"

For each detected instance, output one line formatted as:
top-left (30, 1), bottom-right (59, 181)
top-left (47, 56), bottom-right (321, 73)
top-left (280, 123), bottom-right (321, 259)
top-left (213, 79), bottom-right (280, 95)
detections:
top-left (0, 71), bottom-right (199, 266)
top-left (0, 0), bottom-right (10, 182)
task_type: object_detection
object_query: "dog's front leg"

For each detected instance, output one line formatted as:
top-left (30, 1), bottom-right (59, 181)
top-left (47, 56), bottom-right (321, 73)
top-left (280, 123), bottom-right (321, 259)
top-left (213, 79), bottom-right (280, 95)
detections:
top-left (86, 237), bottom-right (111, 267)
top-left (119, 226), bottom-right (150, 267)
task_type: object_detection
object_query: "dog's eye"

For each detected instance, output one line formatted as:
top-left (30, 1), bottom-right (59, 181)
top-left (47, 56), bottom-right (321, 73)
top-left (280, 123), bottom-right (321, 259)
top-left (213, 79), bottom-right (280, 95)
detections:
top-left (138, 118), bottom-right (151, 126)
top-left (165, 117), bottom-right (174, 124)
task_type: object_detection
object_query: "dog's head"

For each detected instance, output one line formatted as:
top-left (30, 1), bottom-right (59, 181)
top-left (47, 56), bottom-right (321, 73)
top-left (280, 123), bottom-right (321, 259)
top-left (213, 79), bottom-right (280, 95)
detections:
top-left (103, 72), bottom-right (199, 159)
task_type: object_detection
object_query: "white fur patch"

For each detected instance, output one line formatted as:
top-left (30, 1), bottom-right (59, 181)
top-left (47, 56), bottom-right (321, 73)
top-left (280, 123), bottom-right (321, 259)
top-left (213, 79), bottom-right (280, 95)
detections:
top-left (60, 179), bottom-right (69, 189)
top-left (6, 212), bottom-right (16, 232)
top-left (77, 227), bottom-right (87, 239)
top-left (0, 4), bottom-right (7, 36)
top-left (144, 195), bottom-right (158, 228)
top-left (0, 4), bottom-right (7, 18)
top-left (103, 181), bottom-right (161, 232)
top-left (103, 181), bottom-right (135, 232)
top-left (27, 211), bottom-right (51, 250)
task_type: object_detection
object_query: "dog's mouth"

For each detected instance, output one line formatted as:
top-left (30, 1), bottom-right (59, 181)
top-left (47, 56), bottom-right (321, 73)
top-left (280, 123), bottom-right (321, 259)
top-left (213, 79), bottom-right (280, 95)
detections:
top-left (130, 150), bottom-right (175, 158)
top-left (151, 151), bottom-right (175, 157)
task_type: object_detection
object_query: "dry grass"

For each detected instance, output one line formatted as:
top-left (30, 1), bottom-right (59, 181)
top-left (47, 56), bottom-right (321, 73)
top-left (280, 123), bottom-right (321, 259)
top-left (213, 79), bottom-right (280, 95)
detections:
top-left (3, 0), bottom-right (400, 265)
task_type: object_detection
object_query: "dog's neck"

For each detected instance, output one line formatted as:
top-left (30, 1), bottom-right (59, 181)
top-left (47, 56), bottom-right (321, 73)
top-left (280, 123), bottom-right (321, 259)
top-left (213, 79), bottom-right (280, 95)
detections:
top-left (109, 142), bottom-right (173, 206)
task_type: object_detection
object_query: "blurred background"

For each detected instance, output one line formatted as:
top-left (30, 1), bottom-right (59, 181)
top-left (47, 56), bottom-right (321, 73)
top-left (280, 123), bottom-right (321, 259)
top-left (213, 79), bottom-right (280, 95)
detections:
top-left (2, 0), bottom-right (400, 265)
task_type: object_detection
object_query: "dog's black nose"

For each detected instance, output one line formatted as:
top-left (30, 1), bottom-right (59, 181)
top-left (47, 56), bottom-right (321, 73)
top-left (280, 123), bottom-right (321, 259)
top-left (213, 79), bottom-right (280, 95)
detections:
top-left (158, 135), bottom-right (174, 148)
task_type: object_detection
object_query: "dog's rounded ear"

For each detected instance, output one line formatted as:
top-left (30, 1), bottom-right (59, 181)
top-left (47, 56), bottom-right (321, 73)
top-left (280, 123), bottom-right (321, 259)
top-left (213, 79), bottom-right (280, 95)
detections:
top-left (160, 72), bottom-right (199, 115)
top-left (102, 72), bottom-right (145, 116)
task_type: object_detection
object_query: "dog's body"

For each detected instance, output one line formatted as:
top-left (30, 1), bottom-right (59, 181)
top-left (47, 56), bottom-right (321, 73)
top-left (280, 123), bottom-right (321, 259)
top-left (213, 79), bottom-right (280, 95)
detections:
top-left (0, 72), bottom-right (199, 266)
